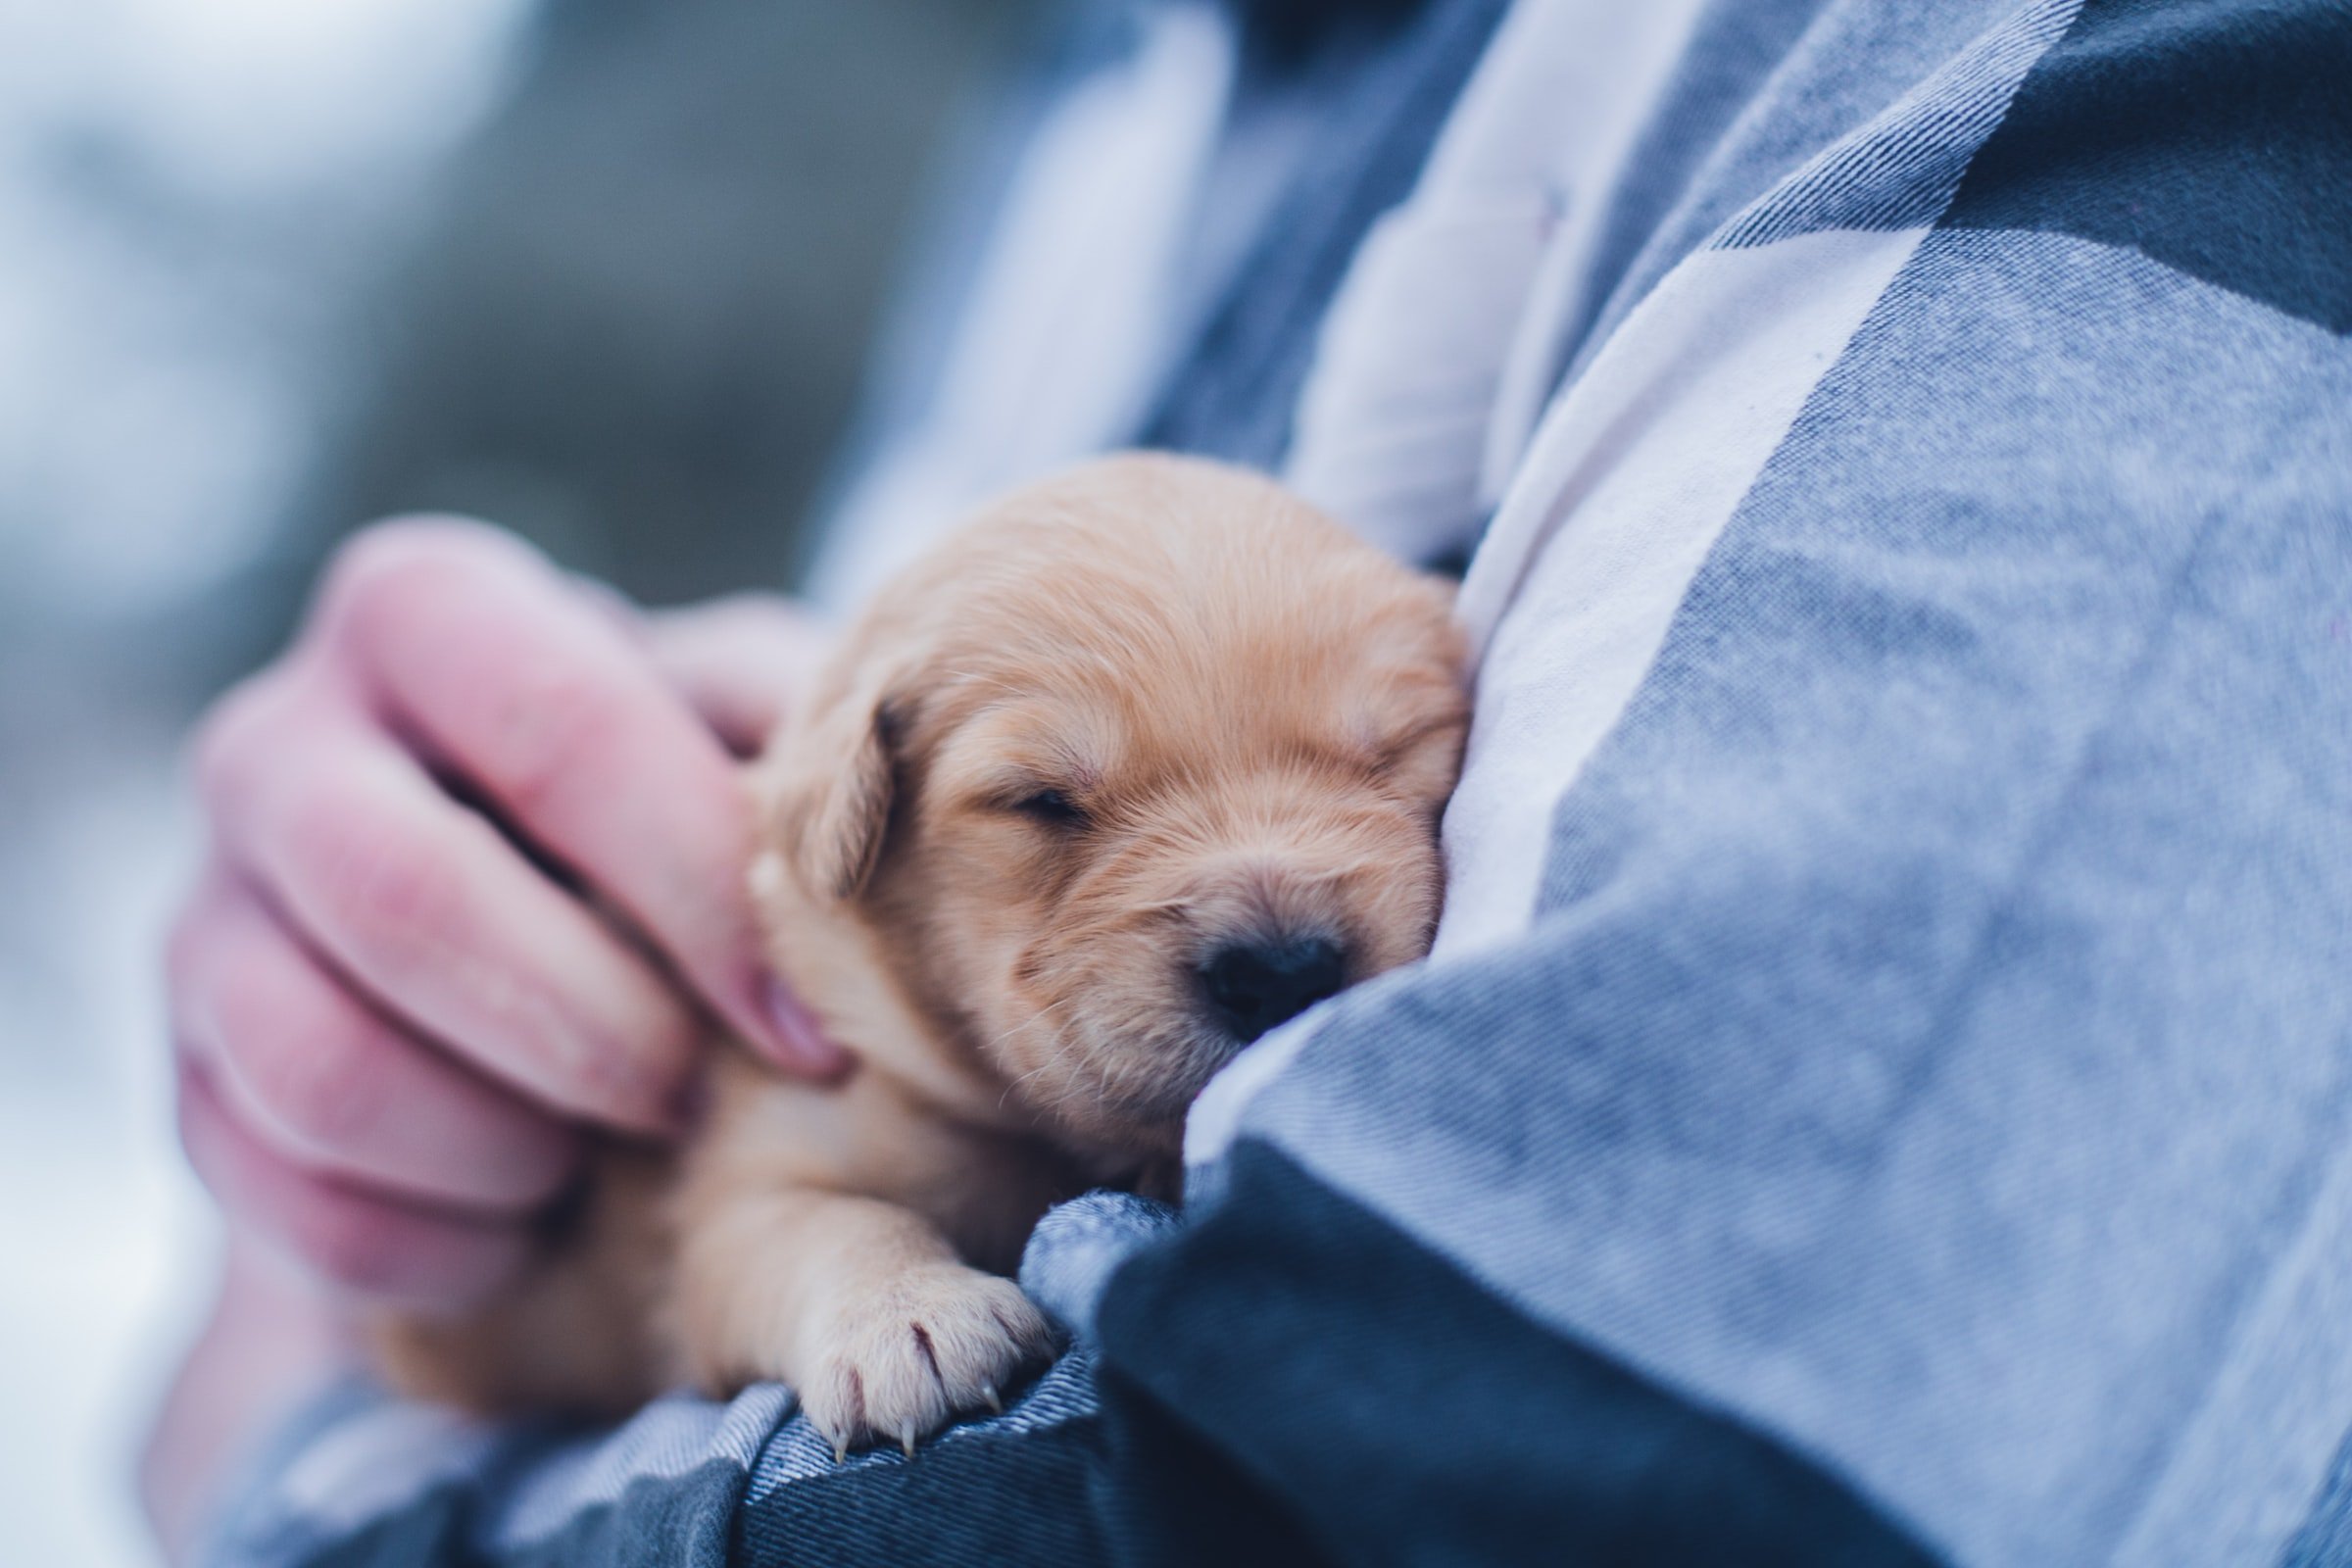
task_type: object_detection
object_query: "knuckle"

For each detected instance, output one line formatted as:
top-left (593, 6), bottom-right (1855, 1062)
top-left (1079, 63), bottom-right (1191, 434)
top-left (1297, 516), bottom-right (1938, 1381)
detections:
top-left (189, 671), bottom-right (293, 806)
top-left (220, 982), bottom-right (383, 1155)
top-left (289, 800), bottom-right (460, 968)
top-left (337, 851), bottom-right (460, 970)
top-left (318, 517), bottom-right (533, 640)
top-left (273, 1050), bottom-right (380, 1155)
top-left (485, 660), bottom-right (626, 815)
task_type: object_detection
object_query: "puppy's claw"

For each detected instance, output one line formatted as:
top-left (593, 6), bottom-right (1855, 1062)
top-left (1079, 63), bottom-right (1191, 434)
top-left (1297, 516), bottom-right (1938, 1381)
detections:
top-left (798, 1268), bottom-right (1050, 1469)
top-left (831, 1438), bottom-right (849, 1465)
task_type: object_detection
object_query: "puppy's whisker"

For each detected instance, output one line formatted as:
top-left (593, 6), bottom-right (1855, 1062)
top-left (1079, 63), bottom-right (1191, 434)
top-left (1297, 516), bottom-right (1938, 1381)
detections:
top-left (989, 995), bottom-right (1087, 1115)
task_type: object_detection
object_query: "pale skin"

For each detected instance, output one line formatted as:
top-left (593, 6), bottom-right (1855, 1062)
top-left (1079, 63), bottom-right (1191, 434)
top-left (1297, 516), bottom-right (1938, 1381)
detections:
top-left (143, 517), bottom-right (848, 1562)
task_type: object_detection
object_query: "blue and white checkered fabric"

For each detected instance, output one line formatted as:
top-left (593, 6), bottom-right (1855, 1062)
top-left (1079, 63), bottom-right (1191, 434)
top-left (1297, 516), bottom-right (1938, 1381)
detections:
top-left (198, 1), bottom-right (2352, 1563)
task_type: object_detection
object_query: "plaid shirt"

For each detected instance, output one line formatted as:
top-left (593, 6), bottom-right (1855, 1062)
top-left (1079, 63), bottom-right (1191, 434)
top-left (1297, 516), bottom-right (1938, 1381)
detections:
top-left (200, 0), bottom-right (2352, 1563)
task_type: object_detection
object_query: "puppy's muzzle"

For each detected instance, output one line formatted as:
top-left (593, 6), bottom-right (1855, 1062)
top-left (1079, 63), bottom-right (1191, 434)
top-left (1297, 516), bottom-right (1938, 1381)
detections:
top-left (1195, 933), bottom-right (1348, 1044)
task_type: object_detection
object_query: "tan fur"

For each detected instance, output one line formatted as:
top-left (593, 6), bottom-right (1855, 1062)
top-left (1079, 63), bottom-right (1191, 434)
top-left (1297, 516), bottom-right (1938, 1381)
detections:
top-left (372, 453), bottom-right (1469, 1454)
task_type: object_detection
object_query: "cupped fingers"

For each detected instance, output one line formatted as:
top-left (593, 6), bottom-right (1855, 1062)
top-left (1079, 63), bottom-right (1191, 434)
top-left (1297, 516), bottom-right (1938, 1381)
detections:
top-left (196, 667), bottom-right (706, 1136)
top-left (169, 867), bottom-right (580, 1213)
top-left (312, 522), bottom-right (843, 1076)
top-left (177, 1059), bottom-right (528, 1310)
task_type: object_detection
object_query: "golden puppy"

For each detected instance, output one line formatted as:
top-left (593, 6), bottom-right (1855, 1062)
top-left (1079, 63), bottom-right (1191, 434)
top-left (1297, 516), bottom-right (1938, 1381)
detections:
top-left (376, 453), bottom-right (1469, 1456)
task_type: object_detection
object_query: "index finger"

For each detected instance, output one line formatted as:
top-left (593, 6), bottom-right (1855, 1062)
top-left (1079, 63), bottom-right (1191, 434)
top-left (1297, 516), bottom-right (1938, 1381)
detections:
top-left (314, 521), bottom-right (847, 1077)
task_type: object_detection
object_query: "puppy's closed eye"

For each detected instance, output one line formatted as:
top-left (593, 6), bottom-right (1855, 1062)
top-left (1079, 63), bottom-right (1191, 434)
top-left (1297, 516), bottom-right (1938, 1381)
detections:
top-left (1006, 788), bottom-right (1088, 830)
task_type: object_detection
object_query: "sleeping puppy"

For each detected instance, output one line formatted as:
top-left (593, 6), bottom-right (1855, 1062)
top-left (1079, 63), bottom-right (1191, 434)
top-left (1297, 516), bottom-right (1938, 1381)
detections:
top-left (375, 453), bottom-right (1469, 1456)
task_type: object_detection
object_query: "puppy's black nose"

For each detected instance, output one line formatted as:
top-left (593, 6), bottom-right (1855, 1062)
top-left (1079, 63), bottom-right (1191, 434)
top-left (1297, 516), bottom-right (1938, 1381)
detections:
top-left (1198, 936), bottom-right (1348, 1043)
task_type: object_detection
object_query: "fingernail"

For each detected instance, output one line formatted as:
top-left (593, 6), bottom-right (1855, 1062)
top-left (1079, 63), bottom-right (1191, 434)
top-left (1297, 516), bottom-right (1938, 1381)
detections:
top-left (761, 974), bottom-right (852, 1078)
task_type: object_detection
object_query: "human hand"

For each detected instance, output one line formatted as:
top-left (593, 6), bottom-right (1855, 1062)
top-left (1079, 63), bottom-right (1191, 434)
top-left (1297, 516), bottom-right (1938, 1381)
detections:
top-left (167, 519), bottom-right (847, 1310)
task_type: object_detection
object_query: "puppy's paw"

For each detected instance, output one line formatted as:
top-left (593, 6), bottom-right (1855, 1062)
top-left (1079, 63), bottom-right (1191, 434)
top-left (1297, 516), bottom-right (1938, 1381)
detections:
top-left (801, 1266), bottom-right (1054, 1459)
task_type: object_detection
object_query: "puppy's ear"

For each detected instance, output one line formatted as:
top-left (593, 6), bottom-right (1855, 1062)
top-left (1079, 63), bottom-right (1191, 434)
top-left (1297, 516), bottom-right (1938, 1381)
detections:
top-left (760, 667), bottom-right (905, 903)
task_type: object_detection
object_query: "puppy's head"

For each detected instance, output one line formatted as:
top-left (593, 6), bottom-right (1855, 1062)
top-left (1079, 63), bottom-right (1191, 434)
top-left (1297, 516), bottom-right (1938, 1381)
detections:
top-left (763, 455), bottom-right (1467, 1156)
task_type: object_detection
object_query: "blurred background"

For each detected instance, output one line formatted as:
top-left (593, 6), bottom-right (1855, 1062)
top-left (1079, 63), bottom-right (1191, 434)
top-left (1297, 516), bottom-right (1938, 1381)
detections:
top-left (0, 0), bottom-right (1042, 1558)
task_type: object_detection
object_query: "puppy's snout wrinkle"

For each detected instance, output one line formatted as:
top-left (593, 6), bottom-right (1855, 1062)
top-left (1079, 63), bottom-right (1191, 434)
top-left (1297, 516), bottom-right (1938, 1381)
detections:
top-left (1196, 933), bottom-right (1348, 1043)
